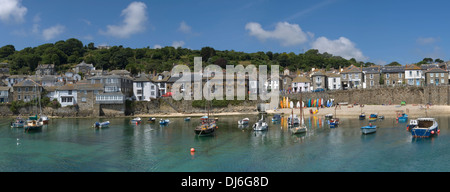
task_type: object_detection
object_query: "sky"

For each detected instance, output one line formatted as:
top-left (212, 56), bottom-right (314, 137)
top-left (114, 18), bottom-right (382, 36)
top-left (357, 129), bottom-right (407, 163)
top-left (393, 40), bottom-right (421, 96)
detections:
top-left (0, 0), bottom-right (449, 65)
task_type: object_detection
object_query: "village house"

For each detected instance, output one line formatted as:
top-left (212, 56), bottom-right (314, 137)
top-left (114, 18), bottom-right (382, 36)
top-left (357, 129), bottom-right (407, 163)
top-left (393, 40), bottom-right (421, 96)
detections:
top-left (12, 79), bottom-right (42, 102)
top-left (151, 71), bottom-right (171, 96)
top-left (0, 86), bottom-right (11, 103)
top-left (405, 64), bottom-right (423, 86)
top-left (133, 74), bottom-right (159, 101)
top-left (6, 75), bottom-right (27, 87)
top-left (281, 74), bottom-right (295, 93)
top-left (35, 64), bottom-right (55, 76)
top-left (340, 65), bottom-right (363, 90)
top-left (424, 68), bottom-right (449, 86)
top-left (311, 70), bottom-right (327, 91)
top-left (362, 66), bottom-right (381, 89)
top-left (326, 73), bottom-right (341, 90)
top-left (73, 61), bottom-right (95, 75)
top-left (55, 84), bottom-right (77, 107)
top-left (292, 75), bottom-right (311, 92)
top-left (75, 81), bottom-right (104, 112)
top-left (381, 66), bottom-right (405, 86)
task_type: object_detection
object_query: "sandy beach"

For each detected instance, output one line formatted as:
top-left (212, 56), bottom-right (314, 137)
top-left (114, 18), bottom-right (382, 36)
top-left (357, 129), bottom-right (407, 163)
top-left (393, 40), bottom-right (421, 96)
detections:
top-left (135, 104), bottom-right (450, 119)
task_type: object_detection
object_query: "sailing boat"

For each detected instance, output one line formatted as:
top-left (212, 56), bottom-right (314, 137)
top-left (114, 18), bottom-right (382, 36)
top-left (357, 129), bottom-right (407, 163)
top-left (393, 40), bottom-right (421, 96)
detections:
top-left (253, 114), bottom-right (268, 131)
top-left (329, 105), bottom-right (340, 128)
top-left (291, 94), bottom-right (307, 134)
top-left (25, 85), bottom-right (43, 132)
top-left (194, 93), bottom-right (217, 136)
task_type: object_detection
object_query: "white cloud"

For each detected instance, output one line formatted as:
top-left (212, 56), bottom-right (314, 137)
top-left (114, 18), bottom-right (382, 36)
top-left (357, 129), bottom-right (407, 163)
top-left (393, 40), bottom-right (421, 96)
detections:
top-left (416, 37), bottom-right (439, 45)
top-left (100, 1), bottom-right (147, 38)
top-left (0, 0), bottom-right (27, 23)
top-left (172, 41), bottom-right (185, 48)
top-left (42, 25), bottom-right (65, 40)
top-left (311, 36), bottom-right (367, 61)
top-left (154, 44), bottom-right (162, 49)
top-left (245, 21), bottom-right (311, 46)
top-left (178, 21), bottom-right (192, 34)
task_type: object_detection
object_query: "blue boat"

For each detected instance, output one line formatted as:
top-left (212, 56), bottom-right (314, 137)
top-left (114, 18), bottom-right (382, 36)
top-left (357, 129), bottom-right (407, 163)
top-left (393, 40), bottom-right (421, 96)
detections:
top-left (406, 119), bottom-right (417, 131)
top-left (411, 118), bottom-right (439, 138)
top-left (359, 112), bottom-right (366, 120)
top-left (361, 125), bottom-right (377, 134)
top-left (329, 118), bottom-right (339, 128)
top-left (184, 117), bottom-right (191, 121)
top-left (11, 117), bottom-right (25, 128)
top-left (94, 121), bottom-right (110, 128)
top-left (397, 113), bottom-right (408, 122)
top-left (159, 119), bottom-right (170, 125)
top-left (272, 114), bottom-right (281, 122)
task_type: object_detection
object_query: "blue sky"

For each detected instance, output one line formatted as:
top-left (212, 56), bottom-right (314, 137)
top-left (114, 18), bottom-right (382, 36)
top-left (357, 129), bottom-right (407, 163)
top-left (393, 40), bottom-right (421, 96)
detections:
top-left (0, 0), bottom-right (449, 65)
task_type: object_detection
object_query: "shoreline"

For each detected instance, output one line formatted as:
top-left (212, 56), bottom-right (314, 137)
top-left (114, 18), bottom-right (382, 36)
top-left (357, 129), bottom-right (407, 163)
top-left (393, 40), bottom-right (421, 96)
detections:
top-left (13, 104), bottom-right (450, 119)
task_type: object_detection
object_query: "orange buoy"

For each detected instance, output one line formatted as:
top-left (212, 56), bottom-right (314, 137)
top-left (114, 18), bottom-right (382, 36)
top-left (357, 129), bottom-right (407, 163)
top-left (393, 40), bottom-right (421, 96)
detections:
top-left (190, 148), bottom-right (195, 152)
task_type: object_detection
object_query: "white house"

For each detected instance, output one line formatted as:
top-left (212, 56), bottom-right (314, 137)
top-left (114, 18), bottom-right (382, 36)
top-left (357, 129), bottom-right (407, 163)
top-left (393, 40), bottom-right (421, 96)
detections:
top-left (292, 76), bottom-right (311, 92)
top-left (55, 84), bottom-right (77, 107)
top-left (405, 64), bottom-right (423, 86)
top-left (326, 73), bottom-right (341, 90)
top-left (133, 74), bottom-right (159, 101)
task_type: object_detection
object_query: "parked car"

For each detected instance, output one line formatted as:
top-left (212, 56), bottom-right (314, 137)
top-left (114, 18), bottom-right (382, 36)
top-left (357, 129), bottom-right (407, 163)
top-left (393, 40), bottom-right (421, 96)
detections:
top-left (313, 88), bottom-right (325, 92)
top-left (162, 92), bottom-right (173, 97)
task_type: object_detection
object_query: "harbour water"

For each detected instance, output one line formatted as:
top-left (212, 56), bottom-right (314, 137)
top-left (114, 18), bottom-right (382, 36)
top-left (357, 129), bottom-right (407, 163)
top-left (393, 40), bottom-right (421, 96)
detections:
top-left (1, 115), bottom-right (450, 172)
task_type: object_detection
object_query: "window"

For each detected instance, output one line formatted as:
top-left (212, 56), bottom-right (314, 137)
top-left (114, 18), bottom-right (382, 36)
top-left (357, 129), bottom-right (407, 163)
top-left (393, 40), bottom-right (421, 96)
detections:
top-left (441, 73), bottom-right (445, 77)
top-left (416, 71), bottom-right (420, 76)
top-left (430, 79), bottom-right (434, 84)
top-left (82, 97), bottom-right (86, 102)
top-left (18, 95), bottom-right (21, 100)
top-left (342, 74), bottom-right (346, 79)
top-left (68, 90), bottom-right (72, 95)
top-left (386, 73), bottom-right (390, 79)
top-left (349, 74), bottom-right (353, 79)
top-left (25, 87), bottom-right (28, 92)
top-left (399, 73), bottom-right (402, 78)
top-left (370, 80), bottom-right (374, 86)
top-left (355, 74), bottom-right (359, 79)
top-left (137, 90), bottom-right (143, 94)
top-left (136, 83), bottom-right (142, 88)
top-left (61, 97), bottom-right (73, 103)
top-left (430, 73), bottom-right (434, 77)
top-left (409, 71), bottom-right (412, 76)
top-left (441, 78), bottom-right (445, 84)
top-left (370, 74), bottom-right (373, 79)
top-left (333, 78), bottom-right (336, 83)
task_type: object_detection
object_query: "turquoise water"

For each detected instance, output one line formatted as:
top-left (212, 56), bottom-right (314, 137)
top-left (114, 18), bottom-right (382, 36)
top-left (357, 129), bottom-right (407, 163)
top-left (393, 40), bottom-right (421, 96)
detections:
top-left (1, 115), bottom-right (450, 172)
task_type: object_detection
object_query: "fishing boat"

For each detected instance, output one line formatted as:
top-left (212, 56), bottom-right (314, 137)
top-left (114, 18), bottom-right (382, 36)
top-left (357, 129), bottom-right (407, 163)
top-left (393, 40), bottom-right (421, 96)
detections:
top-left (39, 115), bottom-right (49, 125)
top-left (11, 117), bottom-right (25, 128)
top-left (406, 119), bottom-right (418, 131)
top-left (253, 115), bottom-right (268, 131)
top-left (131, 117), bottom-right (142, 124)
top-left (411, 118), bottom-right (439, 138)
top-left (195, 118), bottom-right (216, 136)
top-left (291, 95), bottom-right (307, 134)
top-left (396, 112), bottom-right (408, 122)
top-left (271, 114), bottom-right (281, 122)
top-left (238, 118), bottom-right (249, 125)
top-left (361, 124), bottom-right (377, 134)
top-left (368, 113), bottom-right (378, 121)
top-left (94, 121), bottom-right (110, 128)
top-left (184, 117), bottom-right (191, 121)
top-left (159, 119), bottom-right (170, 125)
top-left (24, 115), bottom-right (43, 132)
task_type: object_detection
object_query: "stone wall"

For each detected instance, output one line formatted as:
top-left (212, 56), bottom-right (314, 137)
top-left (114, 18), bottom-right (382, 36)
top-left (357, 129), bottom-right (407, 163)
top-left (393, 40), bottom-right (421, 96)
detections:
top-left (285, 85), bottom-right (450, 105)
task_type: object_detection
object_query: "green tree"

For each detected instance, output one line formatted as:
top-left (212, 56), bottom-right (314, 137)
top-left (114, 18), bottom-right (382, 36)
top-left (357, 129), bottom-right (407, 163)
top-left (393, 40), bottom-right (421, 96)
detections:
top-left (0, 45), bottom-right (15, 59)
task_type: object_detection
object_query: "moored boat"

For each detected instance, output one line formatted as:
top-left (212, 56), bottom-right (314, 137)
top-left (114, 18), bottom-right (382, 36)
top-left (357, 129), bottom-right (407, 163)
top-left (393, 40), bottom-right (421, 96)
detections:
top-left (238, 118), bottom-right (249, 125)
top-left (39, 115), bottom-right (49, 125)
top-left (195, 118), bottom-right (217, 136)
top-left (325, 114), bottom-right (333, 120)
top-left (359, 112), bottom-right (366, 120)
top-left (329, 118), bottom-right (340, 128)
top-left (159, 119), bottom-right (170, 125)
top-left (368, 113), bottom-right (378, 121)
top-left (24, 115), bottom-right (43, 132)
top-left (184, 117), bottom-right (191, 121)
top-left (94, 121), bottom-right (110, 128)
top-left (131, 117), bottom-right (142, 124)
top-left (271, 114), bottom-right (281, 122)
top-left (11, 117), bottom-right (25, 128)
top-left (396, 112), bottom-right (408, 122)
top-left (406, 119), bottom-right (418, 131)
top-left (361, 124), bottom-right (377, 134)
top-left (411, 118), bottom-right (439, 138)
top-left (148, 117), bottom-right (156, 122)
top-left (253, 115), bottom-right (268, 131)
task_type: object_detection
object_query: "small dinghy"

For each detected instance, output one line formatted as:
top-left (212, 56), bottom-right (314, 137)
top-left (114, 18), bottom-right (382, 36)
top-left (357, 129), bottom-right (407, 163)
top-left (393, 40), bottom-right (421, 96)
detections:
top-left (94, 121), bottom-right (110, 128)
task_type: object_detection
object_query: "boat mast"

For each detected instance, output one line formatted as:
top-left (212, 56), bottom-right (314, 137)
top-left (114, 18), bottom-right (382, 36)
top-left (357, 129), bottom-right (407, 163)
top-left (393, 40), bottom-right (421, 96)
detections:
top-left (299, 92), bottom-right (302, 126)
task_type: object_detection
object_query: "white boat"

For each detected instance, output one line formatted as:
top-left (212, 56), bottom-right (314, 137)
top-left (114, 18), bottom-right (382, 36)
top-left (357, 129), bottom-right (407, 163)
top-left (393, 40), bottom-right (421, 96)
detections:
top-left (253, 115), bottom-right (268, 131)
top-left (361, 125), bottom-right (377, 134)
top-left (131, 117), bottom-right (142, 124)
top-left (94, 121), bottom-right (110, 128)
top-left (39, 115), bottom-right (49, 125)
top-left (159, 119), bottom-right (170, 125)
top-left (291, 95), bottom-right (307, 134)
top-left (238, 118), bottom-right (249, 125)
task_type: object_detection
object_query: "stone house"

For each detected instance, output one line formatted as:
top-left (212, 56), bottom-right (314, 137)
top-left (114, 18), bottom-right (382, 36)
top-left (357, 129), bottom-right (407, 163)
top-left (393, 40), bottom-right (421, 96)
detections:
top-left (281, 74), bottom-right (295, 93)
top-left (362, 66), bottom-right (381, 89)
top-left (311, 70), bottom-right (327, 91)
top-left (35, 64), bottom-right (55, 76)
top-left (6, 75), bottom-right (27, 87)
top-left (381, 66), bottom-right (405, 86)
top-left (73, 61), bottom-right (95, 75)
top-left (0, 86), bottom-right (11, 103)
top-left (151, 71), bottom-right (171, 96)
top-left (425, 68), bottom-right (448, 86)
top-left (405, 64), bottom-right (423, 86)
top-left (75, 81), bottom-right (104, 111)
top-left (341, 65), bottom-right (363, 90)
top-left (12, 79), bottom-right (42, 102)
